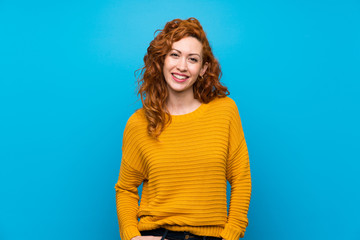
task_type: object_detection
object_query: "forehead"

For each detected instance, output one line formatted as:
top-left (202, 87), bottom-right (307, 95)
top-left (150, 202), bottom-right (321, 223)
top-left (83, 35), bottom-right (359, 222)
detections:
top-left (171, 37), bottom-right (203, 55)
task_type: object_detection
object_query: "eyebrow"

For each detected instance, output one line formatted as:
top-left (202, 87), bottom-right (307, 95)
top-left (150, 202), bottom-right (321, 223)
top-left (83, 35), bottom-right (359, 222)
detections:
top-left (171, 48), bottom-right (201, 58)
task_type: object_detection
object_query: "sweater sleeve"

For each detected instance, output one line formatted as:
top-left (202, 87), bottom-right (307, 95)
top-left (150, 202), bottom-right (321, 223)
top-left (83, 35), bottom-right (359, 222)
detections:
top-left (115, 114), bottom-right (146, 240)
top-left (220, 101), bottom-right (251, 240)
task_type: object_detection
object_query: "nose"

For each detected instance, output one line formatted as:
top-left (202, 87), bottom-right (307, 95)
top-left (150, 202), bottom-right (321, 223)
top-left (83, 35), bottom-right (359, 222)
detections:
top-left (176, 57), bottom-right (188, 72)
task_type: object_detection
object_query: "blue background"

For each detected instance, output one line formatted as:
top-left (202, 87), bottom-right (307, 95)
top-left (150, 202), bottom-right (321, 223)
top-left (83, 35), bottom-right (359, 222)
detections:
top-left (1, 0), bottom-right (359, 239)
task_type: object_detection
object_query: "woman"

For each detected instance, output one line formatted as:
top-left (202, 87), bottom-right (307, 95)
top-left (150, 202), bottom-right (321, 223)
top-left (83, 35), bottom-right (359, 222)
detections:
top-left (115, 17), bottom-right (251, 240)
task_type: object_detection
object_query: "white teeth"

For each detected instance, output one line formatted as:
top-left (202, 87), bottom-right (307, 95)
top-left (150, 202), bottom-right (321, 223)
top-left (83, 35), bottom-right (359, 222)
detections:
top-left (173, 74), bottom-right (188, 80)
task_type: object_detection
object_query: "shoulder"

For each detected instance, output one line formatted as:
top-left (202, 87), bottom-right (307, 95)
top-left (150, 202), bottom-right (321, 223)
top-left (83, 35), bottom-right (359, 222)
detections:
top-left (126, 108), bottom-right (146, 125)
top-left (206, 96), bottom-right (243, 126)
top-left (208, 96), bottom-right (239, 113)
top-left (209, 95), bottom-right (236, 105)
top-left (123, 108), bottom-right (147, 137)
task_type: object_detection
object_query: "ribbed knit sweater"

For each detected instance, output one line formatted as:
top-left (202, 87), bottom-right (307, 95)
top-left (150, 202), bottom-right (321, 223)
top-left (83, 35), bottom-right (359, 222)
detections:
top-left (115, 96), bottom-right (251, 240)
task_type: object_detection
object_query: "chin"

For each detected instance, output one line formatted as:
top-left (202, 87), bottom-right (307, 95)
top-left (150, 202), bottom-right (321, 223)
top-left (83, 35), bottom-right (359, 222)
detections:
top-left (168, 84), bottom-right (190, 93)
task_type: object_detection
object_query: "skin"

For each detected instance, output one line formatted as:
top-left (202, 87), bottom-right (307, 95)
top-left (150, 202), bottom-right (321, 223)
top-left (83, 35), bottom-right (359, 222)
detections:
top-left (131, 236), bottom-right (166, 240)
top-left (162, 36), bottom-right (208, 115)
top-left (130, 37), bottom-right (225, 240)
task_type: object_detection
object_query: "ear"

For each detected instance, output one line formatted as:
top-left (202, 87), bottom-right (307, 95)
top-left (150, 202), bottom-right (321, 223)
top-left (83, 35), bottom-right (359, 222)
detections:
top-left (200, 62), bottom-right (209, 77)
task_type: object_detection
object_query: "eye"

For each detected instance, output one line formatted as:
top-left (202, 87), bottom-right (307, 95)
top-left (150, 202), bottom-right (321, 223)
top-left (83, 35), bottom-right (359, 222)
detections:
top-left (170, 53), bottom-right (179, 57)
top-left (189, 57), bottom-right (199, 63)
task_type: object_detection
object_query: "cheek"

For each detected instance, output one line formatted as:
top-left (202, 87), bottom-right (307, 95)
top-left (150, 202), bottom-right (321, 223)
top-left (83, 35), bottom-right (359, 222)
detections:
top-left (189, 65), bottom-right (202, 75)
top-left (164, 57), bottom-right (176, 66)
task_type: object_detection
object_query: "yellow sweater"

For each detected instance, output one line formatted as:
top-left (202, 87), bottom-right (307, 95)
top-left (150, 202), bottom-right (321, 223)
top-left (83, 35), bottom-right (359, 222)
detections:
top-left (115, 96), bottom-right (251, 240)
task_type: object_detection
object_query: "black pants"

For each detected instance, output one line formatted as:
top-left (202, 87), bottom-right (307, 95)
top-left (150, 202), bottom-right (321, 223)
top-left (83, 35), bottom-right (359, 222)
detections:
top-left (140, 228), bottom-right (222, 240)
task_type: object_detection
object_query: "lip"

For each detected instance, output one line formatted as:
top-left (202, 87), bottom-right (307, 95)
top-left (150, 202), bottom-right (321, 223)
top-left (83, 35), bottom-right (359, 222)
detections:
top-left (171, 73), bottom-right (189, 83)
top-left (172, 72), bottom-right (188, 77)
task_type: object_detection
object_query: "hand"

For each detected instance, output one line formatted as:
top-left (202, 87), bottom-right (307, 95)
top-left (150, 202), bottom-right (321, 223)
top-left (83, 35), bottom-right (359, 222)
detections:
top-left (131, 236), bottom-right (168, 240)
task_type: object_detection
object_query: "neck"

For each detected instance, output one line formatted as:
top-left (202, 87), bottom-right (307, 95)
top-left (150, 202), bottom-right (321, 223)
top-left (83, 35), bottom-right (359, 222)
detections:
top-left (166, 88), bottom-right (201, 115)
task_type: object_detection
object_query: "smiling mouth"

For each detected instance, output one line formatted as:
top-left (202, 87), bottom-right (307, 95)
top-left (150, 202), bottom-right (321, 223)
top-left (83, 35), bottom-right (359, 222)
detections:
top-left (172, 73), bottom-right (189, 81)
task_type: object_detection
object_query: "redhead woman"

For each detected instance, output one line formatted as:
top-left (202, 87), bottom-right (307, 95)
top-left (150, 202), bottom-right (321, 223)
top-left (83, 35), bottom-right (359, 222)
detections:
top-left (115, 17), bottom-right (251, 240)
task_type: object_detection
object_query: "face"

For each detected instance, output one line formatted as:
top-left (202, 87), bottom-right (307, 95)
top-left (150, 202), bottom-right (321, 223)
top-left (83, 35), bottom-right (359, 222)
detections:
top-left (163, 36), bottom-right (208, 95)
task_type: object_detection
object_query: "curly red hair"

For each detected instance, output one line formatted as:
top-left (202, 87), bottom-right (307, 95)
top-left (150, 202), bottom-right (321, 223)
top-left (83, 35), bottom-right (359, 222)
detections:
top-left (136, 17), bottom-right (229, 139)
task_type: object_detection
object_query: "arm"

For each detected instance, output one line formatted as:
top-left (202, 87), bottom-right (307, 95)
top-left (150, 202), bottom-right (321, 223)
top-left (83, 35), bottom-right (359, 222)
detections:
top-left (220, 102), bottom-right (251, 240)
top-left (115, 113), bottom-right (146, 240)
top-left (115, 158), bottom-right (145, 240)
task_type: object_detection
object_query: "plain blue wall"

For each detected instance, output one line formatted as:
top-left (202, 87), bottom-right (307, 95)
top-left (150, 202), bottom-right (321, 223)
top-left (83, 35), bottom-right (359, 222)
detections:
top-left (1, 0), bottom-right (359, 239)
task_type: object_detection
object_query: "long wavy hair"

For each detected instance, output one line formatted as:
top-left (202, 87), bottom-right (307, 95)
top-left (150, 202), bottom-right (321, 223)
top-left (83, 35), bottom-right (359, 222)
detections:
top-left (136, 17), bottom-right (229, 139)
